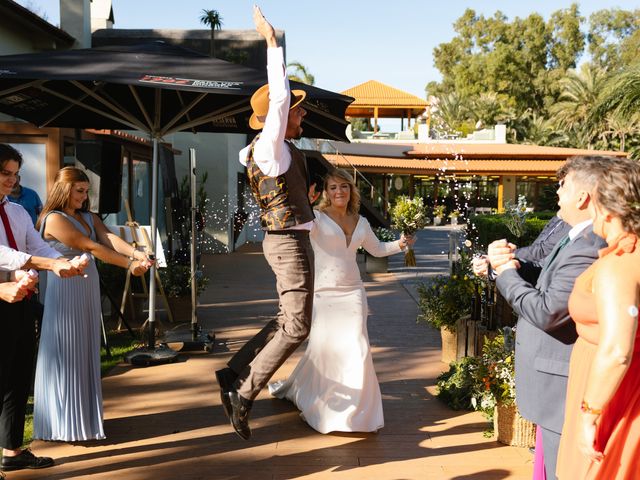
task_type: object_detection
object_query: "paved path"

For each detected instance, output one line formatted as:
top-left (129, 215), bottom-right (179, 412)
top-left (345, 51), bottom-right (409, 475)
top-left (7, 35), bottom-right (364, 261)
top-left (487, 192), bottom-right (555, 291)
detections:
top-left (11, 228), bottom-right (532, 480)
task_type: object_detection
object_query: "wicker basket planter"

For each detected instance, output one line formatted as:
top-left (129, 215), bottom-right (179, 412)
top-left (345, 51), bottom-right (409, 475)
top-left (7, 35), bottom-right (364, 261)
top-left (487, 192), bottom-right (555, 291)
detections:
top-left (440, 317), bottom-right (468, 364)
top-left (494, 402), bottom-right (536, 448)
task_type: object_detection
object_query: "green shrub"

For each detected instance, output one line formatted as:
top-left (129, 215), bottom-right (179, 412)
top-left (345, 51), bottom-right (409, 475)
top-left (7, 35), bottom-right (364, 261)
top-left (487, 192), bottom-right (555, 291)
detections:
top-left (158, 260), bottom-right (210, 298)
top-left (468, 213), bottom-right (555, 249)
top-left (436, 356), bottom-right (480, 411)
top-left (417, 273), bottom-right (475, 332)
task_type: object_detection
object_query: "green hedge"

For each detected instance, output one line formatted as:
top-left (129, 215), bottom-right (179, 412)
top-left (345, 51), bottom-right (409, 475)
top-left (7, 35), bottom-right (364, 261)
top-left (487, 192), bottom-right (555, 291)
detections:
top-left (468, 212), bottom-right (555, 249)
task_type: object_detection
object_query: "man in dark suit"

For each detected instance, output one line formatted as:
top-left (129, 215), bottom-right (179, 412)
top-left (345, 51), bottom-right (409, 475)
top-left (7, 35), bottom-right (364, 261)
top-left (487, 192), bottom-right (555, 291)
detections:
top-left (487, 156), bottom-right (607, 479)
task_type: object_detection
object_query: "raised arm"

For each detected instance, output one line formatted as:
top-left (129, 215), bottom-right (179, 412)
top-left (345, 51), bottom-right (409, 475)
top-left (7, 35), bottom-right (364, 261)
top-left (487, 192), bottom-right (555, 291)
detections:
top-left (249, 5), bottom-right (292, 177)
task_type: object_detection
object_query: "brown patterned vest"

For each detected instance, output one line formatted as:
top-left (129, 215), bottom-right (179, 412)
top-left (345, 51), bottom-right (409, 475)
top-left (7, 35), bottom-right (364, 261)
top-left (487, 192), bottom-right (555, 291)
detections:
top-left (245, 137), bottom-right (314, 231)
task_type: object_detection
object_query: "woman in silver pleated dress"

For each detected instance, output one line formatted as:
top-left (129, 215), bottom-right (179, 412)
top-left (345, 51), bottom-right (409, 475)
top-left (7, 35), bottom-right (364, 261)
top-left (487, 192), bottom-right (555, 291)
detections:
top-left (33, 167), bottom-right (151, 441)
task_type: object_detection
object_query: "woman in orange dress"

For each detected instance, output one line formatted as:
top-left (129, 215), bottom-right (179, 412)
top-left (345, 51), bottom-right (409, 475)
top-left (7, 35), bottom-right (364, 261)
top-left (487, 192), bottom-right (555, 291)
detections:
top-left (556, 155), bottom-right (640, 479)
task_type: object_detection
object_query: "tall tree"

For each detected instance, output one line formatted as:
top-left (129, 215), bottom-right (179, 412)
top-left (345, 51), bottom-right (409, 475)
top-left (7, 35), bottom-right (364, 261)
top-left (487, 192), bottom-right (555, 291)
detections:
top-left (594, 64), bottom-right (640, 124)
top-left (550, 63), bottom-right (607, 148)
top-left (200, 9), bottom-right (223, 58)
top-left (588, 8), bottom-right (640, 71)
top-left (287, 61), bottom-right (315, 85)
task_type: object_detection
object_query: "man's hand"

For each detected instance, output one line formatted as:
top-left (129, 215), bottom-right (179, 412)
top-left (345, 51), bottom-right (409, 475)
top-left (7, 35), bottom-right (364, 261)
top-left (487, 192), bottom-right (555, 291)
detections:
top-left (494, 259), bottom-right (520, 275)
top-left (0, 282), bottom-right (28, 303)
top-left (51, 259), bottom-right (81, 278)
top-left (487, 239), bottom-right (517, 271)
top-left (308, 183), bottom-right (321, 204)
top-left (13, 270), bottom-right (38, 292)
top-left (471, 255), bottom-right (489, 278)
top-left (253, 5), bottom-right (277, 47)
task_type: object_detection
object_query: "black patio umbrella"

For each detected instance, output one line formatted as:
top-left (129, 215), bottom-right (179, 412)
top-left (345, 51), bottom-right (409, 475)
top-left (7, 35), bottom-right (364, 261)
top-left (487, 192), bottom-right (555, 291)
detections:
top-left (0, 42), bottom-right (353, 357)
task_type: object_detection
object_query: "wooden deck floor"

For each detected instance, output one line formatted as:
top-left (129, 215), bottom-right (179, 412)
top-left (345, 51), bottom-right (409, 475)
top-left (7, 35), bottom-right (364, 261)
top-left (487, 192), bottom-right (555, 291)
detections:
top-left (11, 243), bottom-right (533, 480)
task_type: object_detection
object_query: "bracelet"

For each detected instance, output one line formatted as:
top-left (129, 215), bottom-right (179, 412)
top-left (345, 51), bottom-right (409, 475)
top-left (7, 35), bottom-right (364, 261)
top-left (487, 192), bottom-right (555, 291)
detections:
top-left (126, 256), bottom-right (135, 269)
top-left (580, 400), bottom-right (603, 415)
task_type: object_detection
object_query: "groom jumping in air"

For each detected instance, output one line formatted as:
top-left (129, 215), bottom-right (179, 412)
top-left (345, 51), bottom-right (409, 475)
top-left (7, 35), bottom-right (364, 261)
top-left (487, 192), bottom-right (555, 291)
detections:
top-left (214, 5), bottom-right (314, 440)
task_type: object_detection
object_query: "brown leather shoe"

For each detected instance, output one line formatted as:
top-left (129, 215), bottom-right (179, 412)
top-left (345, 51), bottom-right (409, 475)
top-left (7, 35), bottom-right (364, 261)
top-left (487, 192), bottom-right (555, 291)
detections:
top-left (1, 449), bottom-right (54, 471)
top-left (227, 391), bottom-right (253, 440)
top-left (215, 368), bottom-right (237, 419)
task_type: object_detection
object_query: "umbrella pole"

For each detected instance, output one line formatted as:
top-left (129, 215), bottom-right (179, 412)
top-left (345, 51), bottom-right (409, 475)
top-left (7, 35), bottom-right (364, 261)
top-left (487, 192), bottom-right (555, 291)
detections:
top-left (147, 136), bottom-right (159, 349)
top-left (153, 145), bottom-right (214, 353)
top-left (125, 136), bottom-right (178, 366)
top-left (189, 148), bottom-right (198, 339)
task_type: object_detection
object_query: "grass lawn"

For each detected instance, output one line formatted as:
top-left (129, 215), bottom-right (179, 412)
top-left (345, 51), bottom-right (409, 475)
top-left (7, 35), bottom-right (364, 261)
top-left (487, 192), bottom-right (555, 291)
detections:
top-left (21, 331), bottom-right (140, 447)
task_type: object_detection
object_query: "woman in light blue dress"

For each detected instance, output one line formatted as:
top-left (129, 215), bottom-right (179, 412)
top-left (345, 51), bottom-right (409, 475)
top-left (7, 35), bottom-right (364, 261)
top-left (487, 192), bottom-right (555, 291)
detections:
top-left (33, 167), bottom-right (151, 442)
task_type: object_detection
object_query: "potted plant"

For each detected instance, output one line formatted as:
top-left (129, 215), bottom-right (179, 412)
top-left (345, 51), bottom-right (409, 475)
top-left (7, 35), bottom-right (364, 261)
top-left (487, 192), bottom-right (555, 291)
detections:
top-left (448, 209), bottom-right (461, 225)
top-left (471, 328), bottom-right (536, 448)
top-left (158, 259), bottom-right (210, 322)
top-left (364, 227), bottom-right (396, 273)
top-left (433, 205), bottom-right (446, 226)
top-left (417, 273), bottom-right (475, 363)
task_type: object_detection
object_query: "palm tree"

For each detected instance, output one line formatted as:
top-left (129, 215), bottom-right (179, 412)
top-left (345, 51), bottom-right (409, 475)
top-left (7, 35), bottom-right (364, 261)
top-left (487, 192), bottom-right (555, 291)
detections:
top-left (522, 113), bottom-right (568, 147)
top-left (550, 64), bottom-right (607, 148)
top-left (598, 111), bottom-right (640, 152)
top-left (199, 9), bottom-right (223, 58)
top-left (431, 92), bottom-right (470, 136)
top-left (594, 64), bottom-right (640, 124)
top-left (469, 92), bottom-right (505, 128)
top-left (287, 61), bottom-right (315, 85)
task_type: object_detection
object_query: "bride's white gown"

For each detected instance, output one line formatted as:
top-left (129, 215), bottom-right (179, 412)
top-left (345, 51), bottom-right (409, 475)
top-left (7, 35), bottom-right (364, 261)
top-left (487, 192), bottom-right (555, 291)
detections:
top-left (269, 210), bottom-right (402, 433)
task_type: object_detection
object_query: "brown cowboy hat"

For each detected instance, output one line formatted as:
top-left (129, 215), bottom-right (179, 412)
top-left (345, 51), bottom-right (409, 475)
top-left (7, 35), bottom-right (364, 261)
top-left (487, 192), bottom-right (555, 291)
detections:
top-left (248, 83), bottom-right (307, 130)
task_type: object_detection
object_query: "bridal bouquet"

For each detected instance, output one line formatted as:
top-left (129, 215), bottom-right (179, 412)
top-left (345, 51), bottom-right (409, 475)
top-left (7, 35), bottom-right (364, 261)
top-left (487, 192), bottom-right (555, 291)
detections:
top-left (390, 195), bottom-right (428, 266)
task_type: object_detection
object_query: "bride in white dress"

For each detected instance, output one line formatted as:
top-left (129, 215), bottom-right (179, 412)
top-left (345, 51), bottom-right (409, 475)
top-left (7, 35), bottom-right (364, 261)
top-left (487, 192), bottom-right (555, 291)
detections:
top-left (269, 168), bottom-right (413, 433)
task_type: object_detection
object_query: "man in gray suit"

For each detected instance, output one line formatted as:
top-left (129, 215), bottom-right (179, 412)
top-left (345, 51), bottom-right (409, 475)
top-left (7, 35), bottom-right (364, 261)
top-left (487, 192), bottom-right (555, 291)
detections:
top-left (487, 156), bottom-right (607, 479)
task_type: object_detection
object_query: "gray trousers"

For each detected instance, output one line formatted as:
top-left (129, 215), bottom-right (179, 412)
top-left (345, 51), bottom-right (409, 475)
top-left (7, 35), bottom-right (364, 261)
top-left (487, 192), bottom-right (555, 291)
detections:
top-left (228, 230), bottom-right (314, 401)
top-left (541, 425), bottom-right (561, 480)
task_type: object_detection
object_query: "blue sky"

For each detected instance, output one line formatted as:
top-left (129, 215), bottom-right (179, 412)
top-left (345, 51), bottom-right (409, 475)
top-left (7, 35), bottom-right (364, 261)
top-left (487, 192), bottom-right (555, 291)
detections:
top-left (18, 0), bottom-right (640, 98)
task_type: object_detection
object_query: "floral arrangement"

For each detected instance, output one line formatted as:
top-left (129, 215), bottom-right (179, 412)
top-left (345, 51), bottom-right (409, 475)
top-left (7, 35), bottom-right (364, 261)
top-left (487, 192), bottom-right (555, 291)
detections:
top-left (417, 273), bottom-right (476, 332)
top-left (503, 195), bottom-right (529, 239)
top-left (471, 327), bottom-right (517, 418)
top-left (159, 259), bottom-right (210, 298)
top-left (448, 209), bottom-right (461, 218)
top-left (390, 196), bottom-right (428, 266)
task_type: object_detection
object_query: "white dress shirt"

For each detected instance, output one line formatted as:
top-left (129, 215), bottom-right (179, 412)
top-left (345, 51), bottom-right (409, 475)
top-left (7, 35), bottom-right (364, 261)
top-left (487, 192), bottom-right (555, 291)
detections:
top-left (567, 219), bottom-right (593, 241)
top-left (0, 245), bottom-right (31, 272)
top-left (239, 47), bottom-right (292, 177)
top-left (239, 47), bottom-right (313, 232)
top-left (0, 196), bottom-right (61, 271)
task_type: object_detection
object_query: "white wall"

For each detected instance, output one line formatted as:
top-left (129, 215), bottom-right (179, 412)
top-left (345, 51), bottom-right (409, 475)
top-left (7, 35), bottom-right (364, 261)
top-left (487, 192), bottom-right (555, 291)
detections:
top-left (169, 131), bottom-right (253, 254)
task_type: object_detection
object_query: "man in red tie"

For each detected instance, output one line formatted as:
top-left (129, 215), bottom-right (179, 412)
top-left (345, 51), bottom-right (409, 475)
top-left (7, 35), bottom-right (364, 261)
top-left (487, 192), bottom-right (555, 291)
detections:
top-left (0, 144), bottom-right (82, 473)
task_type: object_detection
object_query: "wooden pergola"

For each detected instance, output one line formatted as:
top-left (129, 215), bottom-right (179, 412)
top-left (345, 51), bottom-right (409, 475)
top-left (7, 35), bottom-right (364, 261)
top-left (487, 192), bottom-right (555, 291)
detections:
top-left (341, 80), bottom-right (429, 132)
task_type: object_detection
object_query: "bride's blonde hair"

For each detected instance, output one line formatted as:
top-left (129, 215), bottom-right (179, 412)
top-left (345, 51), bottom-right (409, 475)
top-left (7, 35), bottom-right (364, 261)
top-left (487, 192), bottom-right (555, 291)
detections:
top-left (317, 168), bottom-right (360, 216)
